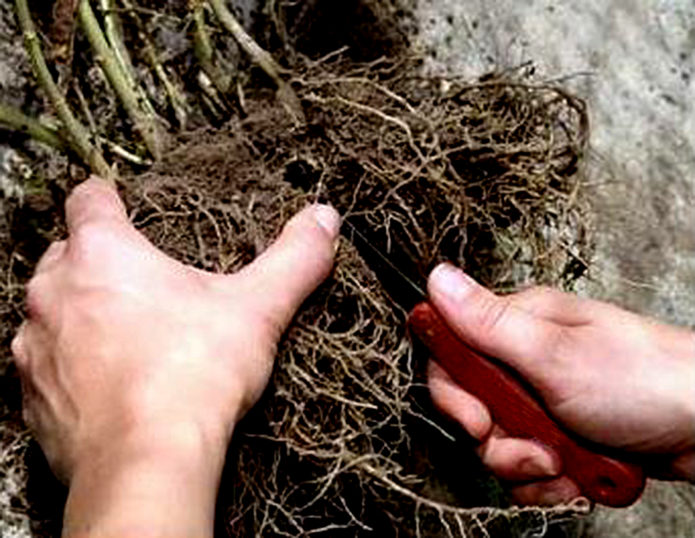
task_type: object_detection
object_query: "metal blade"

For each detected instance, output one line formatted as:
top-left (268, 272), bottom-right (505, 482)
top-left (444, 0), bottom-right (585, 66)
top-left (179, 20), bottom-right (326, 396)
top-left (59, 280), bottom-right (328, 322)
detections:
top-left (342, 218), bottom-right (427, 311)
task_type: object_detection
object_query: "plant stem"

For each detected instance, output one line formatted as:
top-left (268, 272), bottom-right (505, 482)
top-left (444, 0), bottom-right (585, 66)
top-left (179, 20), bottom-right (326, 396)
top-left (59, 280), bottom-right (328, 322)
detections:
top-left (121, 0), bottom-right (189, 128)
top-left (197, 71), bottom-right (227, 119)
top-left (207, 0), bottom-right (304, 124)
top-left (14, 0), bottom-right (113, 180)
top-left (0, 102), bottom-right (68, 151)
top-left (191, 0), bottom-right (232, 96)
top-left (104, 139), bottom-right (151, 166)
top-left (77, 0), bottom-right (162, 159)
top-left (73, 79), bottom-right (99, 135)
top-left (144, 42), bottom-right (189, 128)
top-left (99, 0), bottom-right (157, 118)
top-left (208, 0), bottom-right (282, 83)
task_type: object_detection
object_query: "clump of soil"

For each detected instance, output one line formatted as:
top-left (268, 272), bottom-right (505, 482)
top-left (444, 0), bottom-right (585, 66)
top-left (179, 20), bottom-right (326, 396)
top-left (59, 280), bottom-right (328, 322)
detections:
top-left (117, 56), bottom-right (590, 536)
top-left (0, 1), bottom-right (592, 536)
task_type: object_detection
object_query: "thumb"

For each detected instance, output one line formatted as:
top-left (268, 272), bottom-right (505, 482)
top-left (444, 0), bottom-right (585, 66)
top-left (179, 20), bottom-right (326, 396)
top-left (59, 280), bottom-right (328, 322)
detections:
top-left (65, 176), bottom-right (129, 232)
top-left (236, 204), bottom-right (340, 334)
top-left (427, 264), bottom-right (565, 384)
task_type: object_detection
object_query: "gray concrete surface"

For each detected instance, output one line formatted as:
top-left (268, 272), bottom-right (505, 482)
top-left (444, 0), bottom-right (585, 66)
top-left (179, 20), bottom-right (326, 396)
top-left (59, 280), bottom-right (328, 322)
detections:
top-left (417, 0), bottom-right (695, 324)
top-left (417, 1), bottom-right (695, 536)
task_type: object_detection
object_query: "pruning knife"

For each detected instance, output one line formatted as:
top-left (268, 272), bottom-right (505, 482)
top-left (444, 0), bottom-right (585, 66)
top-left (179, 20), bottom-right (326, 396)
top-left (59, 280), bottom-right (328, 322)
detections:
top-left (342, 219), bottom-right (646, 508)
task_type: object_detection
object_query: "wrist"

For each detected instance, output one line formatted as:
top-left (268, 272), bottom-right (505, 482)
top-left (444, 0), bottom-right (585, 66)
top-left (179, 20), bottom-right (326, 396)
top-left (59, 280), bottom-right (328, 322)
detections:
top-left (64, 422), bottom-right (229, 538)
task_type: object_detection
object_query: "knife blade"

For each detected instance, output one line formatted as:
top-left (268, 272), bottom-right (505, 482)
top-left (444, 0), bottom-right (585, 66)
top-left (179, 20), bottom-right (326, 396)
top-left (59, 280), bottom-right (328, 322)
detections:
top-left (340, 217), bottom-right (646, 507)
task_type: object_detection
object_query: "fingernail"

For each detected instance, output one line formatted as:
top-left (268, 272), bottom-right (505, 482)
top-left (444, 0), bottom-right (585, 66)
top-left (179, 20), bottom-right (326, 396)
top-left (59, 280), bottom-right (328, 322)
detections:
top-left (430, 263), bottom-right (477, 302)
top-left (313, 204), bottom-right (341, 240)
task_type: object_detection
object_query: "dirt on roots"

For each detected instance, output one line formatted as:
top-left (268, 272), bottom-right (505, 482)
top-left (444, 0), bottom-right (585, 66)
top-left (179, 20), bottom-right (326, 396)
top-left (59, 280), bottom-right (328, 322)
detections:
top-left (0, 1), bottom-right (593, 536)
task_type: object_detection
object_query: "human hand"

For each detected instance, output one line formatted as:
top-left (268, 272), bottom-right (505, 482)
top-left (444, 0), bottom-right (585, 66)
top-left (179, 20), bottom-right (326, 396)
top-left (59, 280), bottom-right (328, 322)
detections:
top-left (426, 264), bottom-right (695, 505)
top-left (11, 177), bottom-right (340, 536)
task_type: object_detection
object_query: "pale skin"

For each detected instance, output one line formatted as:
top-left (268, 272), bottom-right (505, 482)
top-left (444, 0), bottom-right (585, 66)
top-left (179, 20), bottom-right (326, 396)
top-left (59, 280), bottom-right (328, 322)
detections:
top-left (427, 264), bottom-right (695, 504)
top-left (11, 177), bottom-right (341, 537)
top-left (10, 177), bottom-right (695, 536)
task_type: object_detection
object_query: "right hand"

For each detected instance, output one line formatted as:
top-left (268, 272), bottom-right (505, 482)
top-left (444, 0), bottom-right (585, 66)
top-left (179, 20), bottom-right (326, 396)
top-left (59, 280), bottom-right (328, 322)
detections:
top-left (426, 264), bottom-right (695, 505)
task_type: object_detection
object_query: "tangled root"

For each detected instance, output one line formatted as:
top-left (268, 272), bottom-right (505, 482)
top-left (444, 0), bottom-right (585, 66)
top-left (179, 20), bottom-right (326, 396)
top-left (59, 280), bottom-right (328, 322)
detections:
top-left (119, 55), bottom-right (592, 536)
top-left (0, 55), bottom-right (592, 536)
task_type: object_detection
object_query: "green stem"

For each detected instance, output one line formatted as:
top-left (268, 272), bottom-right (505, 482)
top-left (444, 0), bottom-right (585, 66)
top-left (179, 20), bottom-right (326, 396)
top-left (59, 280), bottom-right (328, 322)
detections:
top-left (77, 0), bottom-right (161, 159)
top-left (145, 43), bottom-right (189, 127)
top-left (99, 0), bottom-right (157, 118)
top-left (14, 0), bottom-right (113, 180)
top-left (207, 0), bottom-right (304, 124)
top-left (121, 0), bottom-right (189, 128)
top-left (0, 102), bottom-right (67, 150)
top-left (191, 0), bottom-right (232, 95)
top-left (208, 0), bottom-right (282, 84)
top-left (197, 72), bottom-right (227, 119)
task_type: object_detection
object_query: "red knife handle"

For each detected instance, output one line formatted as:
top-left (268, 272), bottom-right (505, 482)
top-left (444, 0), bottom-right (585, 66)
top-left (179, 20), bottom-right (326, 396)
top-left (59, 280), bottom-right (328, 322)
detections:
top-left (409, 302), bottom-right (645, 507)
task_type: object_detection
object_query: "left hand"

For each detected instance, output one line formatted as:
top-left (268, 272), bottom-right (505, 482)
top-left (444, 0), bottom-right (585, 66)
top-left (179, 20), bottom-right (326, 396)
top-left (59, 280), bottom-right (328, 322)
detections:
top-left (11, 177), bottom-right (340, 536)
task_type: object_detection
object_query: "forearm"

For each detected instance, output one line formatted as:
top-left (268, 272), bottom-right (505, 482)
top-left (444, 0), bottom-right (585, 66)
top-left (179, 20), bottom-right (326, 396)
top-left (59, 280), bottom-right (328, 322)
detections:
top-left (63, 424), bottom-right (228, 538)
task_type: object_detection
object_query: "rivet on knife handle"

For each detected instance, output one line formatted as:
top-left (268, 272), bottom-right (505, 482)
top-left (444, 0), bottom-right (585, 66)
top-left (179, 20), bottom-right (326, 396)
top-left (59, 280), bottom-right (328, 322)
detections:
top-left (409, 302), bottom-right (646, 508)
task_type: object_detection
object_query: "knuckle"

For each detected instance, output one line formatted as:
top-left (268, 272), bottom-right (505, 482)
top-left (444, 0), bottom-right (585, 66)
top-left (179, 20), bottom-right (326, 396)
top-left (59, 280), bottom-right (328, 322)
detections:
top-left (25, 276), bottom-right (49, 319)
top-left (10, 335), bottom-right (21, 357)
top-left (73, 219), bottom-right (111, 240)
top-left (72, 221), bottom-right (118, 255)
top-left (11, 336), bottom-right (27, 368)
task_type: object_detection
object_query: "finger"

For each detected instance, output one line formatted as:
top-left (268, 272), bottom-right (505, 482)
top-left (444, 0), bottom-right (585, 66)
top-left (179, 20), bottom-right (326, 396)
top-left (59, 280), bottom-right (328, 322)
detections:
top-left (235, 204), bottom-right (340, 334)
top-left (34, 240), bottom-right (67, 275)
top-left (12, 321), bottom-right (52, 372)
top-left (477, 427), bottom-right (561, 482)
top-left (427, 360), bottom-right (492, 441)
top-left (11, 322), bottom-right (30, 369)
top-left (508, 286), bottom-right (591, 326)
top-left (65, 176), bottom-right (128, 233)
top-left (427, 264), bottom-right (567, 385)
top-left (24, 273), bottom-right (60, 323)
top-left (510, 476), bottom-right (581, 506)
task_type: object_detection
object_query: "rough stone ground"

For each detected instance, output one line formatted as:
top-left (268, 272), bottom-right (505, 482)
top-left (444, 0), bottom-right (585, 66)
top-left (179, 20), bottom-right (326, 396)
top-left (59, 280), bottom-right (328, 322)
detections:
top-left (1, 0), bottom-right (694, 536)
top-left (417, 0), bottom-right (695, 536)
top-left (417, 0), bottom-right (695, 324)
